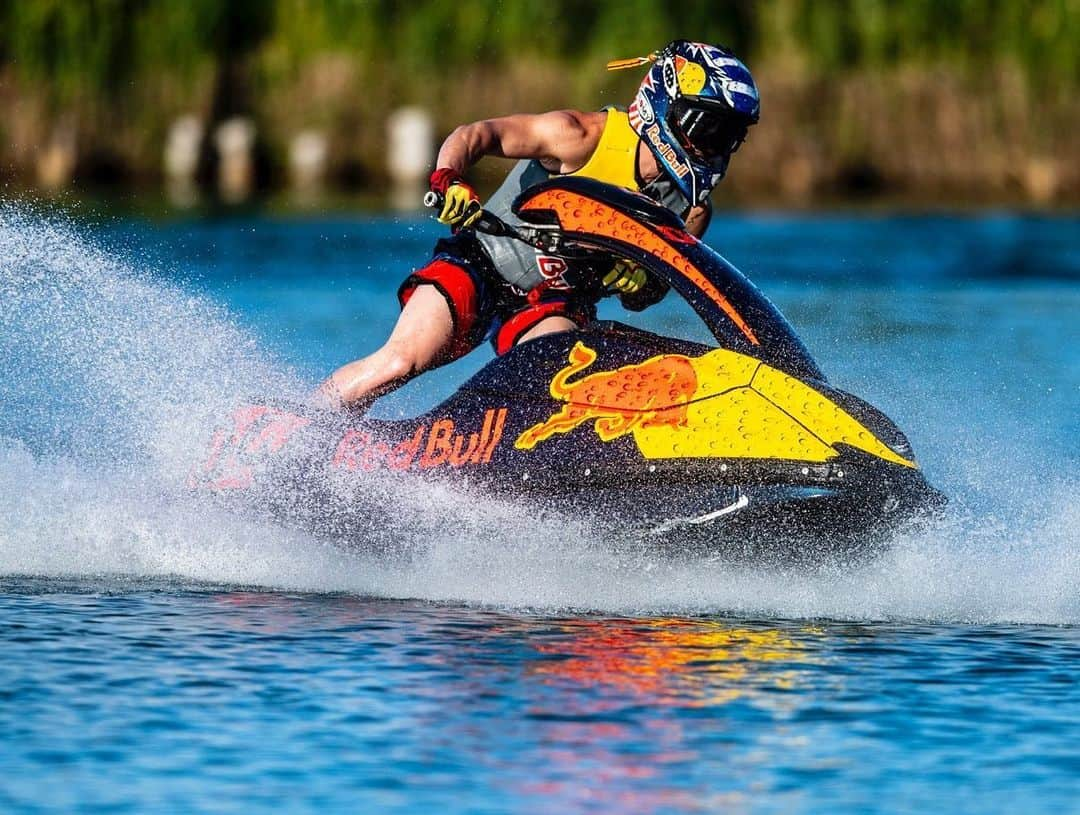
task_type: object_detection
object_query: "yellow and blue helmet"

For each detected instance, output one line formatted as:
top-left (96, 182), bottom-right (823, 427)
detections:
top-left (624, 40), bottom-right (760, 205)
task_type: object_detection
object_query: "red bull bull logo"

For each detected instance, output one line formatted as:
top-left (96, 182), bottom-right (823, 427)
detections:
top-left (516, 342), bottom-right (917, 468)
top-left (515, 344), bottom-right (698, 450)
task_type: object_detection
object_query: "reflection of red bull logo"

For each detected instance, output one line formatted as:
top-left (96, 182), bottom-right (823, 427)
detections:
top-left (531, 619), bottom-right (814, 707)
top-left (516, 344), bottom-right (697, 450)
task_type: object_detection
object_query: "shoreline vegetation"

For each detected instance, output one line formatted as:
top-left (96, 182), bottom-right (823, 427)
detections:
top-left (1, 0), bottom-right (1077, 208)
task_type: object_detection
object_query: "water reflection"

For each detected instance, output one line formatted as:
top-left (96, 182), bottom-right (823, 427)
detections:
top-left (505, 617), bottom-right (826, 812)
top-left (530, 617), bottom-right (821, 710)
top-left (196, 595), bottom-right (829, 810)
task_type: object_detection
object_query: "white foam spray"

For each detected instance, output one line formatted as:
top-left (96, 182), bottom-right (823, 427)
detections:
top-left (0, 204), bottom-right (1076, 624)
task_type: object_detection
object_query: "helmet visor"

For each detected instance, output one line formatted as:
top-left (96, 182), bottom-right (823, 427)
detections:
top-left (667, 97), bottom-right (752, 167)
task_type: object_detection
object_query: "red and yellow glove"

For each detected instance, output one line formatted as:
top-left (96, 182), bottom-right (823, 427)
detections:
top-left (605, 258), bottom-right (670, 311)
top-left (602, 259), bottom-right (647, 294)
top-left (429, 168), bottom-right (481, 229)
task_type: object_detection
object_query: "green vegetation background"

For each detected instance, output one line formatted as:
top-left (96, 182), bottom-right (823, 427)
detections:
top-left (1, 0), bottom-right (1077, 202)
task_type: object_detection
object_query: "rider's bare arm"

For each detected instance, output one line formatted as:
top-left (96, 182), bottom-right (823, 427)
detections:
top-left (436, 110), bottom-right (606, 176)
top-left (685, 202), bottom-right (712, 238)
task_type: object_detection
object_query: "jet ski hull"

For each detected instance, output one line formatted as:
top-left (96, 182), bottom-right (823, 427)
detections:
top-left (190, 322), bottom-right (943, 562)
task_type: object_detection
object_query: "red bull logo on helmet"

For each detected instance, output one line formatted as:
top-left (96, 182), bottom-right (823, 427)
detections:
top-left (643, 123), bottom-right (691, 178)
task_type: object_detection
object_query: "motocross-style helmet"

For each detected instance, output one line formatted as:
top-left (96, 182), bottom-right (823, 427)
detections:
top-left (625, 40), bottom-right (760, 205)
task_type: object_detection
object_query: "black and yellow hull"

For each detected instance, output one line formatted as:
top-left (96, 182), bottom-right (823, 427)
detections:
top-left (190, 321), bottom-right (943, 562)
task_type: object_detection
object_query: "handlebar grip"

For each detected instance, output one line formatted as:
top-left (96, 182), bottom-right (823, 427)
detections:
top-left (423, 189), bottom-right (487, 230)
top-left (422, 189), bottom-right (529, 245)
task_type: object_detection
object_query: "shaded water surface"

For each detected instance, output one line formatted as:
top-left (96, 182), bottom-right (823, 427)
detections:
top-left (2, 585), bottom-right (1078, 814)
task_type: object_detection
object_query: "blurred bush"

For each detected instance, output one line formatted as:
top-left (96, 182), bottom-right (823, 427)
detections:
top-left (0, 0), bottom-right (1077, 202)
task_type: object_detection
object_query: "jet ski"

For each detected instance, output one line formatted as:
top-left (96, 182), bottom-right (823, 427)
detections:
top-left (189, 177), bottom-right (944, 561)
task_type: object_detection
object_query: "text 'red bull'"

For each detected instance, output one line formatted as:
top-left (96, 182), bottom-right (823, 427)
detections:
top-left (333, 408), bottom-right (507, 472)
top-left (192, 405), bottom-right (509, 491)
top-left (515, 343), bottom-right (697, 450)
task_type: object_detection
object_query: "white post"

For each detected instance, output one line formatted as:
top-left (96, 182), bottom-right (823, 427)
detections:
top-left (164, 115), bottom-right (203, 207)
top-left (214, 117), bottom-right (256, 203)
top-left (36, 120), bottom-right (77, 191)
top-left (387, 107), bottom-right (434, 210)
top-left (289, 129), bottom-right (329, 202)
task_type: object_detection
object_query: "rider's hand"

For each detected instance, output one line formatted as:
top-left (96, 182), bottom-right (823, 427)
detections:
top-left (429, 168), bottom-right (481, 229)
top-left (602, 259), bottom-right (647, 294)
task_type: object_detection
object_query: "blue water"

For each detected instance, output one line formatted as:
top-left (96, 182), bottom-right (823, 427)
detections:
top-left (1, 204), bottom-right (1077, 813)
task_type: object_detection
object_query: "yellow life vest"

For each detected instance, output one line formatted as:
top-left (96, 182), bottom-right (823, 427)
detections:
top-left (566, 108), bottom-right (640, 192)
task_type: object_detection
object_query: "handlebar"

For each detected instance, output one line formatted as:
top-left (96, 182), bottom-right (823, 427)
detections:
top-left (422, 191), bottom-right (508, 237)
top-left (422, 189), bottom-right (566, 254)
top-left (423, 187), bottom-right (657, 298)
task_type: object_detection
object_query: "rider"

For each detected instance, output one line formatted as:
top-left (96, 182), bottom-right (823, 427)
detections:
top-left (321, 40), bottom-right (760, 409)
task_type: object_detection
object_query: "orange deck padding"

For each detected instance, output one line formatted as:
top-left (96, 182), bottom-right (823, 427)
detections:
top-left (520, 189), bottom-right (760, 345)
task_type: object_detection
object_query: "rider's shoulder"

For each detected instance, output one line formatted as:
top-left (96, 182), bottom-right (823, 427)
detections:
top-left (534, 108), bottom-right (606, 137)
top-left (525, 110), bottom-right (606, 173)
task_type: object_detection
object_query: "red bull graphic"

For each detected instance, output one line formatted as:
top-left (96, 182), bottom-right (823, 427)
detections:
top-left (192, 405), bottom-right (509, 490)
top-left (516, 344), bottom-right (697, 450)
top-left (643, 123), bottom-right (690, 179)
top-left (189, 405), bottom-right (311, 490)
top-left (516, 342), bottom-right (917, 468)
top-left (333, 408), bottom-right (507, 472)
